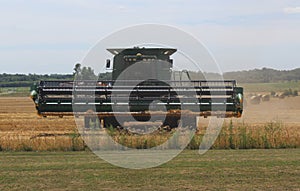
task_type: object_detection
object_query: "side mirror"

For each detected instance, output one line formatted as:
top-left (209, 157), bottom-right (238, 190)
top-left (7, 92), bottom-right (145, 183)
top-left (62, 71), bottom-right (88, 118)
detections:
top-left (106, 59), bottom-right (111, 68)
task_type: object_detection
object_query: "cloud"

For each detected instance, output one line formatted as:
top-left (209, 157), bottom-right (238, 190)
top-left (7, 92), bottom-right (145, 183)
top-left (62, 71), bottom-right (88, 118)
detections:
top-left (1, 0), bottom-right (300, 73)
top-left (283, 7), bottom-right (300, 14)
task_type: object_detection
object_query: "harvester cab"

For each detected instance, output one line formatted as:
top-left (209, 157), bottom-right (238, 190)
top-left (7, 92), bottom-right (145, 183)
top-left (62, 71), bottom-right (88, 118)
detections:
top-left (106, 47), bottom-right (176, 82)
top-left (31, 47), bottom-right (243, 129)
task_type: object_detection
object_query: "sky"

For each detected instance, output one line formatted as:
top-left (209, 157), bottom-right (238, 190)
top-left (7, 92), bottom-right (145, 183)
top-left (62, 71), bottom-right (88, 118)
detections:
top-left (0, 0), bottom-right (300, 74)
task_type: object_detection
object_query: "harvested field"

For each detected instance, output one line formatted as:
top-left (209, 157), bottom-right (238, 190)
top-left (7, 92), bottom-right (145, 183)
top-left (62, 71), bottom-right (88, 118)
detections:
top-left (0, 97), bottom-right (34, 113)
top-left (0, 97), bottom-right (76, 132)
top-left (239, 96), bottom-right (300, 124)
top-left (0, 96), bottom-right (299, 151)
top-left (0, 97), bottom-right (78, 151)
top-left (0, 96), bottom-right (299, 190)
top-left (2, 96), bottom-right (300, 128)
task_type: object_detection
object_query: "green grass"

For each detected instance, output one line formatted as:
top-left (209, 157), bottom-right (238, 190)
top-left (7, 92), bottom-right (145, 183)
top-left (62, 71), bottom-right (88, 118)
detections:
top-left (0, 87), bottom-right (30, 97)
top-left (0, 149), bottom-right (299, 190)
top-left (241, 81), bottom-right (300, 93)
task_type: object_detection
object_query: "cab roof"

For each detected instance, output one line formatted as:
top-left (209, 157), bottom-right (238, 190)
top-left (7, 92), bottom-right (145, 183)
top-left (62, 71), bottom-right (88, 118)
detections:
top-left (107, 47), bottom-right (177, 56)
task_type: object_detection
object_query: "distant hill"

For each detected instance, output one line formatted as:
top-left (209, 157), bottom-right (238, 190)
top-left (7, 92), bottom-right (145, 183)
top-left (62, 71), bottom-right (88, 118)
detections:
top-left (223, 68), bottom-right (300, 83)
top-left (178, 68), bottom-right (300, 83)
top-left (0, 67), bottom-right (299, 87)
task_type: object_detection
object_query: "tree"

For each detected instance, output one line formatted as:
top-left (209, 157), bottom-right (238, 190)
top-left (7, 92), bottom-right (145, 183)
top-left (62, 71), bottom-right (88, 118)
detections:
top-left (73, 63), bottom-right (97, 80)
top-left (73, 63), bottom-right (81, 76)
top-left (81, 67), bottom-right (97, 80)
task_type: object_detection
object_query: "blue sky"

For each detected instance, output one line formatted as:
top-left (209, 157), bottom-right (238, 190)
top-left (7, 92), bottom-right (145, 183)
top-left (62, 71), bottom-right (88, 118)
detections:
top-left (0, 0), bottom-right (300, 74)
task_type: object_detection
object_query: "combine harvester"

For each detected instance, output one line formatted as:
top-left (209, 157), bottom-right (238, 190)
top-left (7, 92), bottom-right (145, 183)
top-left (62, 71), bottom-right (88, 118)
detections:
top-left (31, 47), bottom-right (243, 129)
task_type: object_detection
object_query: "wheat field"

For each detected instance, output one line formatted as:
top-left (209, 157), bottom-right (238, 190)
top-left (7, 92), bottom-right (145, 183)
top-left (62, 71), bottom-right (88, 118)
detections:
top-left (0, 97), bottom-right (299, 151)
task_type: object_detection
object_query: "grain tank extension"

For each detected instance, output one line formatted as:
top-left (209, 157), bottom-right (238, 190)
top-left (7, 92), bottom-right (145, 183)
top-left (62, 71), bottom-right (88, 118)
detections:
top-left (31, 47), bottom-right (243, 128)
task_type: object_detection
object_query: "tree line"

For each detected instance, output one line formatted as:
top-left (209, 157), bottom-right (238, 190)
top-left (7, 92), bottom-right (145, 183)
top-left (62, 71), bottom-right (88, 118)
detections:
top-left (187, 67), bottom-right (300, 83)
top-left (0, 73), bottom-right (73, 87)
top-left (223, 67), bottom-right (300, 83)
top-left (0, 67), bottom-right (299, 87)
